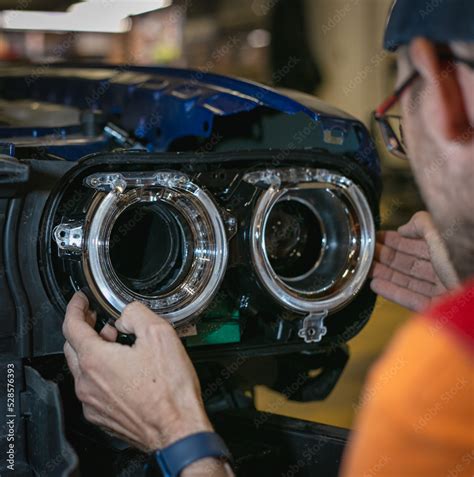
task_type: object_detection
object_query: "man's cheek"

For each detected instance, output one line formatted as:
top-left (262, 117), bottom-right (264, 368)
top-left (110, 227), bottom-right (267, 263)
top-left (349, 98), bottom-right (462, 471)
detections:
top-left (401, 96), bottom-right (417, 154)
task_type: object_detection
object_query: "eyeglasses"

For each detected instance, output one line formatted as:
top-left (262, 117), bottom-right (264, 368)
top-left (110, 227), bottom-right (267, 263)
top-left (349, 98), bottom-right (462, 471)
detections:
top-left (373, 52), bottom-right (474, 160)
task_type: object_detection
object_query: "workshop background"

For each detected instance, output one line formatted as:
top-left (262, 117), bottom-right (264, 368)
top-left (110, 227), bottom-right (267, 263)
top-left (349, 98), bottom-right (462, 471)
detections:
top-left (0, 0), bottom-right (422, 428)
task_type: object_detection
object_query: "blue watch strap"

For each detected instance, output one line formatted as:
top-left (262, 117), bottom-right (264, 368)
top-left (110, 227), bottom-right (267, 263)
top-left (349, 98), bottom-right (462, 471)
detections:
top-left (154, 431), bottom-right (232, 477)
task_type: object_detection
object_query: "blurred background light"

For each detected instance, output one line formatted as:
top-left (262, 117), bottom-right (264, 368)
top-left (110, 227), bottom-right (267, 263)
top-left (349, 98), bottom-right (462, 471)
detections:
top-left (0, 0), bottom-right (172, 33)
top-left (247, 28), bottom-right (271, 49)
top-left (69, 0), bottom-right (173, 19)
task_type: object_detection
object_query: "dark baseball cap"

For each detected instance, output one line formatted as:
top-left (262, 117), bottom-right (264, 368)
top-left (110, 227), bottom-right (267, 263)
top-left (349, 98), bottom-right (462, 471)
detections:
top-left (384, 0), bottom-right (474, 51)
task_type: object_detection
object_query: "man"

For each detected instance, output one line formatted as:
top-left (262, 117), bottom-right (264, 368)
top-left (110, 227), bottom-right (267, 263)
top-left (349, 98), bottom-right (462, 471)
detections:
top-left (62, 1), bottom-right (474, 475)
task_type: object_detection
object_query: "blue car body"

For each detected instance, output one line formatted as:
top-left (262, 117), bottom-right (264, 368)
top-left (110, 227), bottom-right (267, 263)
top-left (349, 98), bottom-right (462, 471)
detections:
top-left (0, 64), bottom-right (380, 180)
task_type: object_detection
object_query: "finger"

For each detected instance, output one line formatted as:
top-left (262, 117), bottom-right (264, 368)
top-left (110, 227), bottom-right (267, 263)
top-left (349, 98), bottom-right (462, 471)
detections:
top-left (396, 213), bottom-right (460, 290)
top-left (397, 210), bottom-right (432, 239)
top-left (84, 309), bottom-right (97, 329)
top-left (64, 341), bottom-right (81, 379)
top-left (63, 291), bottom-right (103, 352)
top-left (115, 301), bottom-right (172, 338)
top-left (100, 322), bottom-right (118, 342)
top-left (377, 231), bottom-right (431, 260)
top-left (370, 278), bottom-right (431, 312)
top-left (369, 260), bottom-right (378, 278)
top-left (372, 261), bottom-right (445, 297)
top-left (422, 229), bottom-right (461, 290)
top-left (371, 260), bottom-right (393, 280)
top-left (375, 243), bottom-right (438, 284)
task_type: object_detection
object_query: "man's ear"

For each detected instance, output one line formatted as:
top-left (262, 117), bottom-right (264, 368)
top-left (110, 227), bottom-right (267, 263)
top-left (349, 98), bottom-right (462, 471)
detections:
top-left (409, 37), bottom-right (470, 141)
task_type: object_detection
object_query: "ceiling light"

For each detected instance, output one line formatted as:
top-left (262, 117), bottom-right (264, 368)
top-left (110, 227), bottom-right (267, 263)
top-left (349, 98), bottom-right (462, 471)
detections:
top-left (69, 0), bottom-right (173, 18)
top-left (0, 10), bottom-right (130, 33)
top-left (0, 0), bottom-right (172, 33)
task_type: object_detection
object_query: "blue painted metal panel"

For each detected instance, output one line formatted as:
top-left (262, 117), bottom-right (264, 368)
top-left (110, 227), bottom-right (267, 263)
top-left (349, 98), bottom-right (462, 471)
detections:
top-left (0, 64), bottom-right (380, 176)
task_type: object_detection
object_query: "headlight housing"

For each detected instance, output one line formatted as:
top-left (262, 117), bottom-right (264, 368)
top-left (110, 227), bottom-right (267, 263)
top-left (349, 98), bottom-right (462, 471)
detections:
top-left (53, 171), bottom-right (228, 327)
top-left (45, 150), bottom-right (378, 348)
top-left (245, 168), bottom-right (374, 341)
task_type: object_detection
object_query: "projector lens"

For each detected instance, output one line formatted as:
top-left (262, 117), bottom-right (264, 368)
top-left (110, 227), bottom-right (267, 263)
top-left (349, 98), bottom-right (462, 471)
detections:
top-left (109, 202), bottom-right (192, 296)
top-left (264, 199), bottom-right (325, 281)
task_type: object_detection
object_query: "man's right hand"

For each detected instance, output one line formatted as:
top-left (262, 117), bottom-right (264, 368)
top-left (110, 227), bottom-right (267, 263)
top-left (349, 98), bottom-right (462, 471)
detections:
top-left (63, 295), bottom-right (213, 451)
top-left (63, 294), bottom-right (234, 476)
top-left (370, 211), bottom-right (460, 312)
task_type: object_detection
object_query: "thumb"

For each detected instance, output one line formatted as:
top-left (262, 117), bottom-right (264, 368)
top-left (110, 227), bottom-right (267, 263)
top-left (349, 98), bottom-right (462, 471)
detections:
top-left (115, 301), bottom-right (171, 337)
top-left (397, 211), bottom-right (433, 240)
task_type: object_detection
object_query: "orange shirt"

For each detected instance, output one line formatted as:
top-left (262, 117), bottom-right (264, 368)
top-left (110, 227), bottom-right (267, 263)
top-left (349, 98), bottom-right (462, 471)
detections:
top-left (341, 281), bottom-right (474, 477)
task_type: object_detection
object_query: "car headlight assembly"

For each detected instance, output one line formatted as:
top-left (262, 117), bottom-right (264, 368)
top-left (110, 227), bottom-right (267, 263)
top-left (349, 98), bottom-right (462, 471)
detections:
top-left (46, 152), bottom-right (377, 347)
top-left (241, 167), bottom-right (375, 343)
top-left (53, 171), bottom-right (228, 327)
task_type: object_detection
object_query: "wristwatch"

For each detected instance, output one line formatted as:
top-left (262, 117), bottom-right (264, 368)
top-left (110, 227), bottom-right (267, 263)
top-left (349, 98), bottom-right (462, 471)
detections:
top-left (153, 431), bottom-right (233, 477)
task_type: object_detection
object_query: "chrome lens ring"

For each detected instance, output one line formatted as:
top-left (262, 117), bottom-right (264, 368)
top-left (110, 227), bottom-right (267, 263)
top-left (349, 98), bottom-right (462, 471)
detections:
top-left (249, 168), bottom-right (375, 315)
top-left (83, 182), bottom-right (228, 326)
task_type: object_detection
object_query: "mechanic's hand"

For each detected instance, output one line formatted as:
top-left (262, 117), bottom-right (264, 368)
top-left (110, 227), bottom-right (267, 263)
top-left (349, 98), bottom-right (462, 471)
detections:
top-left (370, 211), bottom-right (460, 312)
top-left (62, 292), bottom-right (213, 452)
